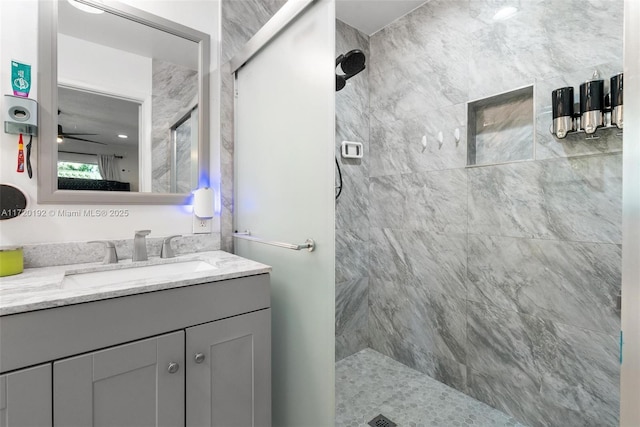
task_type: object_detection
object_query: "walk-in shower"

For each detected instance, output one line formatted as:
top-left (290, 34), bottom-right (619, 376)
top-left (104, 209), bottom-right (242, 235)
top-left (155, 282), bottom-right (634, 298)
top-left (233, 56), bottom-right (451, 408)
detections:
top-left (334, 0), bottom-right (623, 425)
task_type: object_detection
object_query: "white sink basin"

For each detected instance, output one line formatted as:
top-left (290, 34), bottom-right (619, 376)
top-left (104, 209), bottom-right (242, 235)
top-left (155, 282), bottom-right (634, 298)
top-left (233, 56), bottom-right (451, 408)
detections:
top-left (62, 260), bottom-right (217, 289)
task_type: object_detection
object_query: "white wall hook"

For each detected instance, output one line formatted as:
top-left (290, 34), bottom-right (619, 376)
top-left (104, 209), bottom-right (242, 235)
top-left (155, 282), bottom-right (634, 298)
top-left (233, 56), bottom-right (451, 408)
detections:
top-left (454, 128), bottom-right (460, 145)
top-left (437, 131), bottom-right (444, 149)
top-left (421, 135), bottom-right (427, 152)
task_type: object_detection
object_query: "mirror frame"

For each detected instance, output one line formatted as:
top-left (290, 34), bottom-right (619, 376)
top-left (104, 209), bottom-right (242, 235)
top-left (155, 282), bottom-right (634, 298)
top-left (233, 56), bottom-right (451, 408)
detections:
top-left (38, 0), bottom-right (210, 205)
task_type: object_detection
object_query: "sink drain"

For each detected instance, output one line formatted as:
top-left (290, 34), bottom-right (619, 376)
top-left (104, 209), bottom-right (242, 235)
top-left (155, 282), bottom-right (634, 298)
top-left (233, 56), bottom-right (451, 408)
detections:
top-left (368, 414), bottom-right (397, 427)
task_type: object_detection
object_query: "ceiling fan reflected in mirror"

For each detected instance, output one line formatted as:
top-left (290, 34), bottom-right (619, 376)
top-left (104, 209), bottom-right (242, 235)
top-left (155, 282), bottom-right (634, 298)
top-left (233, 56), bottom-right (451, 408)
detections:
top-left (56, 124), bottom-right (106, 145)
top-left (57, 109), bottom-right (106, 145)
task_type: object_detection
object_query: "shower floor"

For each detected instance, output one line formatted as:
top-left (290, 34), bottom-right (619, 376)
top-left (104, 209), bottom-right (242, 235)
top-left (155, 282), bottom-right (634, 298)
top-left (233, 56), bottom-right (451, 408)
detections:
top-left (336, 349), bottom-right (526, 427)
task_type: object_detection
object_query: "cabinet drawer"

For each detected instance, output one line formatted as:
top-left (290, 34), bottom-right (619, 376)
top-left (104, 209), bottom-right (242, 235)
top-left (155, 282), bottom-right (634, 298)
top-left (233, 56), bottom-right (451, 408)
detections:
top-left (0, 274), bottom-right (270, 373)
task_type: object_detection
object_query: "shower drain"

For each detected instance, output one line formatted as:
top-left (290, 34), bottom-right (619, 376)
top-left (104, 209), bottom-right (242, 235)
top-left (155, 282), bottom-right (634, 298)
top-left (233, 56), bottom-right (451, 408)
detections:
top-left (368, 414), bottom-right (397, 427)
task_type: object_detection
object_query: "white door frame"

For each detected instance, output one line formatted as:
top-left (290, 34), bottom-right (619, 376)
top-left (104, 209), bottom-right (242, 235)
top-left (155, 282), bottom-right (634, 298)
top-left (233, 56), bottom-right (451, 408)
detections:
top-left (621, 0), bottom-right (640, 425)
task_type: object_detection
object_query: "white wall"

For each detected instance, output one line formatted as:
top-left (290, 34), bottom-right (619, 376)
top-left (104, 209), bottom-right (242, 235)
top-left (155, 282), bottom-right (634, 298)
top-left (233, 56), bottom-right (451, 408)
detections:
top-left (58, 34), bottom-right (152, 100)
top-left (0, 0), bottom-right (219, 246)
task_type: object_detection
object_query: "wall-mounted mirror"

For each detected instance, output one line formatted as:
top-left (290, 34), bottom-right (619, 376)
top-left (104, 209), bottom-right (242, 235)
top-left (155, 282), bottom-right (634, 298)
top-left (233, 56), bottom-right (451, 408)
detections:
top-left (38, 0), bottom-right (210, 204)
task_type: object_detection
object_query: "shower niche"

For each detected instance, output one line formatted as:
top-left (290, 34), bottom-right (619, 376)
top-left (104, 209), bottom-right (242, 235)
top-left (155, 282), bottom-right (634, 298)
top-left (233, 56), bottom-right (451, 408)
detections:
top-left (467, 85), bottom-right (534, 166)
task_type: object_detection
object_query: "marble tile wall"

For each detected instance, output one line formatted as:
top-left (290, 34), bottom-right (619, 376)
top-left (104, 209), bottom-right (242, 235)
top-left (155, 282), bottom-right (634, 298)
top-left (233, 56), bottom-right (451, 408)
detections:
top-left (151, 59), bottom-right (198, 193)
top-left (219, 0), bottom-right (287, 251)
top-left (335, 19), bottom-right (370, 360)
top-left (367, 0), bottom-right (623, 426)
top-left (175, 121), bottom-right (192, 193)
top-left (470, 91), bottom-right (534, 165)
top-left (22, 233), bottom-right (221, 268)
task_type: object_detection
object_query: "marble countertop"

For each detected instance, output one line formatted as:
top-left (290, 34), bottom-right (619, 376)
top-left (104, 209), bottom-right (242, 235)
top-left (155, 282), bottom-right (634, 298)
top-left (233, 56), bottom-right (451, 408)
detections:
top-left (0, 251), bottom-right (271, 316)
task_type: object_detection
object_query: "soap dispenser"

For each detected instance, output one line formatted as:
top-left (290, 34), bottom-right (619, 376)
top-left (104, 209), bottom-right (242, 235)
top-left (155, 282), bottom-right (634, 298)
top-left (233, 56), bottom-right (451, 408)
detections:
top-left (610, 73), bottom-right (623, 129)
top-left (551, 86), bottom-right (575, 139)
top-left (579, 79), bottom-right (604, 134)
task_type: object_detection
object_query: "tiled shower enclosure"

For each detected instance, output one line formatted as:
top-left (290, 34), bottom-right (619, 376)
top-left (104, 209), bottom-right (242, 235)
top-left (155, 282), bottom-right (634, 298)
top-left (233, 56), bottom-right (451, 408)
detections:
top-left (335, 1), bottom-right (622, 426)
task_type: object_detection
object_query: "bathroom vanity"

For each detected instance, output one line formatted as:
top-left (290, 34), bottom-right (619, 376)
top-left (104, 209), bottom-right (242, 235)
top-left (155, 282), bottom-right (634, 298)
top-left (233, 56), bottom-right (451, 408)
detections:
top-left (0, 251), bottom-right (271, 427)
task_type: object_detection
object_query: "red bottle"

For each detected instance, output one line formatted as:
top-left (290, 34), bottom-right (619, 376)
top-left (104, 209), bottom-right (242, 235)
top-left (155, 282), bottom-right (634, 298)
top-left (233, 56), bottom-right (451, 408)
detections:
top-left (17, 134), bottom-right (25, 173)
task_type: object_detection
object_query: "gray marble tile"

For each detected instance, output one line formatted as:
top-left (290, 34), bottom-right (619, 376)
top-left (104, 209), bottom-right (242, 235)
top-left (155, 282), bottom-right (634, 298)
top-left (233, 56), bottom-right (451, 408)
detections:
top-left (468, 23), bottom-right (542, 100)
top-left (467, 301), bottom-right (619, 426)
top-left (336, 328), bottom-right (369, 364)
top-left (220, 70), bottom-right (235, 252)
top-left (369, 115), bottom-right (414, 178)
top-left (336, 228), bottom-right (369, 283)
top-left (151, 59), bottom-right (198, 193)
top-left (22, 234), bottom-right (221, 268)
top-left (368, 277), bottom-right (468, 390)
top-left (536, 322), bottom-right (619, 427)
top-left (469, 368), bottom-right (613, 427)
top-left (468, 0), bottom-right (623, 99)
top-left (403, 168), bottom-right (468, 234)
top-left (468, 0), bottom-right (544, 28)
top-left (468, 154), bottom-right (622, 243)
top-left (410, 103), bottom-right (468, 173)
top-left (467, 235), bottom-right (621, 334)
top-left (369, 229), bottom-right (467, 298)
top-left (369, 57), bottom-right (468, 122)
top-left (368, 228), bottom-right (411, 286)
top-left (369, 0), bottom-right (472, 79)
top-left (404, 284), bottom-right (467, 365)
top-left (174, 123), bottom-right (192, 193)
top-left (535, 62), bottom-right (623, 160)
top-left (336, 277), bottom-right (369, 361)
top-left (336, 175), bottom-right (370, 231)
top-left (369, 176), bottom-right (404, 229)
top-left (467, 368), bottom-right (545, 427)
top-left (471, 93), bottom-right (534, 165)
top-left (466, 301), bottom-right (543, 389)
top-left (221, 0), bottom-right (287, 64)
top-left (370, 103), bottom-right (467, 177)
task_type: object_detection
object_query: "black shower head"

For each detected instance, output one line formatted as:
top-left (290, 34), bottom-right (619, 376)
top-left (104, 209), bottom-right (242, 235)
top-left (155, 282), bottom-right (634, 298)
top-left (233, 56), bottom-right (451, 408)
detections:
top-left (335, 49), bottom-right (366, 92)
top-left (339, 49), bottom-right (366, 76)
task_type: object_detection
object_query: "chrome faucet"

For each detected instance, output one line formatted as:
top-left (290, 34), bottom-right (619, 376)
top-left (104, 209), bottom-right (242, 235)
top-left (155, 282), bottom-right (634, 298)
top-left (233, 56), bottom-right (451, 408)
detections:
top-left (89, 241), bottom-right (118, 264)
top-left (133, 230), bottom-right (151, 261)
top-left (161, 235), bottom-right (181, 259)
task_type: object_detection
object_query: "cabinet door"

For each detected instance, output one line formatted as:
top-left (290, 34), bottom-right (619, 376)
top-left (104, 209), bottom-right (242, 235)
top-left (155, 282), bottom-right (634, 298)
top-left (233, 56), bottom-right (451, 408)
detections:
top-left (186, 309), bottom-right (271, 427)
top-left (54, 331), bottom-right (184, 427)
top-left (0, 364), bottom-right (52, 427)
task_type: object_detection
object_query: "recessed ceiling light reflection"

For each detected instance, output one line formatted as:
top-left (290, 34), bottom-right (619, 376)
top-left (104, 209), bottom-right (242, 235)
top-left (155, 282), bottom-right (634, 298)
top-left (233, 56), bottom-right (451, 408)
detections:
top-left (117, 134), bottom-right (128, 139)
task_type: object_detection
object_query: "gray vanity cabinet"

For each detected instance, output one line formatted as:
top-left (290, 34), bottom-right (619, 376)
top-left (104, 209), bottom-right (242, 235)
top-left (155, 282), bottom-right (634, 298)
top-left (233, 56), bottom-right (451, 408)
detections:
top-left (0, 273), bottom-right (271, 427)
top-left (186, 309), bottom-right (271, 427)
top-left (54, 331), bottom-right (185, 427)
top-left (0, 364), bottom-right (52, 427)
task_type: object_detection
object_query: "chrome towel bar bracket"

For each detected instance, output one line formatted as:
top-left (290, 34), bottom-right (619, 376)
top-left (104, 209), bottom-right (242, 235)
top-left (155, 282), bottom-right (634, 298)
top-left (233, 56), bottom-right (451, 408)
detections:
top-left (233, 230), bottom-right (315, 252)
